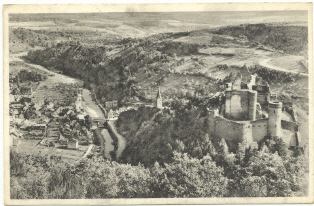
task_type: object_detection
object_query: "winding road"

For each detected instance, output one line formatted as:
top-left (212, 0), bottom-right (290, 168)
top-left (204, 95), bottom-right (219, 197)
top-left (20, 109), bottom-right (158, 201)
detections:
top-left (259, 58), bottom-right (308, 77)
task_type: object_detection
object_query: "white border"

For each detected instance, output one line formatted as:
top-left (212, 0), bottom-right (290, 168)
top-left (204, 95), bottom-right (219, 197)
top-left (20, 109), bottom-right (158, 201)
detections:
top-left (1, 1), bottom-right (314, 205)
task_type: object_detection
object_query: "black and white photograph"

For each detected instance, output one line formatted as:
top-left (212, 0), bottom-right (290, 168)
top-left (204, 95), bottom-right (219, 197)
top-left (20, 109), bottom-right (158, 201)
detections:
top-left (3, 3), bottom-right (313, 205)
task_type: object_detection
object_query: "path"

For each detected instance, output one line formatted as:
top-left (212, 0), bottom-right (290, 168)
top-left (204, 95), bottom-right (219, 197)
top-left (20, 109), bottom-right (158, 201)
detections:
top-left (11, 51), bottom-right (81, 84)
top-left (78, 144), bottom-right (95, 162)
top-left (259, 58), bottom-right (308, 77)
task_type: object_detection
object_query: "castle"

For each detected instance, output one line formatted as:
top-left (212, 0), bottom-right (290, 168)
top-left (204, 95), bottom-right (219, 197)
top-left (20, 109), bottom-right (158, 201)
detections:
top-left (208, 70), bottom-right (301, 151)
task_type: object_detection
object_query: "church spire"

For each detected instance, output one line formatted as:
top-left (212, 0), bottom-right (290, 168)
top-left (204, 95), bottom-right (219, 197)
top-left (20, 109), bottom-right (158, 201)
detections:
top-left (156, 87), bottom-right (162, 99)
top-left (155, 87), bottom-right (163, 109)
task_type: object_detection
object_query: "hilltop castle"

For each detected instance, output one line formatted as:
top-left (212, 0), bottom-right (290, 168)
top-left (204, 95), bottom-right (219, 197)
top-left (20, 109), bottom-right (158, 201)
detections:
top-left (208, 70), bottom-right (301, 151)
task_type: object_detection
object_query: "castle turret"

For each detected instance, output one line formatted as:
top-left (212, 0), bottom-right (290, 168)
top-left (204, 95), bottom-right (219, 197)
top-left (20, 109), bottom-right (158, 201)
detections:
top-left (156, 87), bottom-right (163, 109)
top-left (268, 102), bottom-right (282, 137)
top-left (208, 109), bottom-right (219, 135)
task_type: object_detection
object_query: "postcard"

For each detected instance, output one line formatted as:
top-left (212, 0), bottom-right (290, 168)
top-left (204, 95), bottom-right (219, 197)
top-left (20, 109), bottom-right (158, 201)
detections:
top-left (3, 3), bottom-right (313, 205)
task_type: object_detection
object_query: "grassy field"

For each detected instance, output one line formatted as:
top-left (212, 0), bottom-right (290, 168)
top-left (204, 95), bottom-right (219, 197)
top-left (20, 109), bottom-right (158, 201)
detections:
top-left (9, 61), bottom-right (48, 77)
top-left (268, 55), bottom-right (308, 73)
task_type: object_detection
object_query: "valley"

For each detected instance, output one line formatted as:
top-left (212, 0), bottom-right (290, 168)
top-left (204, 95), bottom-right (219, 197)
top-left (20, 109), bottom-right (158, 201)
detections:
top-left (8, 11), bottom-right (310, 199)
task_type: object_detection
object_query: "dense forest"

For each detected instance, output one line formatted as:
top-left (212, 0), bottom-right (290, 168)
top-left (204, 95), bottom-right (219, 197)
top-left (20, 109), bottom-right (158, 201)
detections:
top-left (11, 132), bottom-right (308, 199)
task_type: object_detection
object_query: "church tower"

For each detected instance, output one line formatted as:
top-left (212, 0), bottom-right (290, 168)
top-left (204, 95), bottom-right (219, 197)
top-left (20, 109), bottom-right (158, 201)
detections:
top-left (156, 87), bottom-right (163, 109)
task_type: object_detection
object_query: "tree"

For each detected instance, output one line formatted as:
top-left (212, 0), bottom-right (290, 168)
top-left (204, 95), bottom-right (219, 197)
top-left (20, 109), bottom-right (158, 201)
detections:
top-left (260, 135), bottom-right (287, 157)
top-left (151, 152), bottom-right (227, 197)
top-left (84, 115), bottom-right (91, 129)
top-left (230, 151), bottom-right (293, 197)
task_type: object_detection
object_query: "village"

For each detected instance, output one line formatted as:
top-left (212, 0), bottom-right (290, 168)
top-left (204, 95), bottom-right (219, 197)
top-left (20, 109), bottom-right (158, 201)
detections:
top-left (8, 57), bottom-right (144, 161)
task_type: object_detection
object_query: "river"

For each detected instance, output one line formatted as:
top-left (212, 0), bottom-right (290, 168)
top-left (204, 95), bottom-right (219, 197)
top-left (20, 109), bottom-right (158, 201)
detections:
top-left (108, 120), bottom-right (126, 159)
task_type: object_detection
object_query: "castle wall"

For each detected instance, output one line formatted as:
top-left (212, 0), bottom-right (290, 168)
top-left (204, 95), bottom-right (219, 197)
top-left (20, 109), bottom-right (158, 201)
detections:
top-left (248, 91), bottom-right (257, 120)
top-left (257, 93), bottom-right (270, 106)
top-left (214, 116), bottom-right (252, 151)
top-left (225, 94), bottom-right (231, 115)
top-left (251, 119), bottom-right (268, 142)
top-left (281, 120), bottom-right (299, 131)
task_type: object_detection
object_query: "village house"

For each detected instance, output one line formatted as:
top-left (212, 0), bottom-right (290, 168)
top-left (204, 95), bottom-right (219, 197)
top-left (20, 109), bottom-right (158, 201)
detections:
top-left (24, 123), bottom-right (47, 139)
top-left (68, 139), bottom-right (79, 150)
top-left (77, 114), bottom-right (85, 124)
top-left (47, 121), bottom-right (60, 138)
top-left (20, 96), bottom-right (32, 105)
top-left (107, 109), bottom-right (119, 120)
top-left (20, 87), bottom-right (34, 96)
top-left (105, 100), bottom-right (118, 109)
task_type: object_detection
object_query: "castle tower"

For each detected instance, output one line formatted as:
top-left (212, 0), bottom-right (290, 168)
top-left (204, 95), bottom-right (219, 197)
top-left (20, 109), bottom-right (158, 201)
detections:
top-left (268, 102), bottom-right (282, 137)
top-left (208, 109), bottom-right (219, 135)
top-left (156, 87), bottom-right (163, 109)
top-left (248, 90), bottom-right (257, 121)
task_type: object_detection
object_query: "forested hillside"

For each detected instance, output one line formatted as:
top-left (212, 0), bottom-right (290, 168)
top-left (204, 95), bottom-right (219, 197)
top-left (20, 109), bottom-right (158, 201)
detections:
top-left (111, 103), bottom-right (309, 197)
top-left (24, 33), bottom-right (204, 104)
top-left (9, 28), bottom-right (119, 54)
top-left (214, 24), bottom-right (308, 57)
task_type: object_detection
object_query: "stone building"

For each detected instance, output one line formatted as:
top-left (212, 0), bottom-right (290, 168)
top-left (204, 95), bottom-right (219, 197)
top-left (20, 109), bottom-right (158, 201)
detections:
top-left (68, 139), bottom-right (78, 150)
top-left (208, 73), bottom-right (301, 152)
top-left (105, 101), bottom-right (118, 109)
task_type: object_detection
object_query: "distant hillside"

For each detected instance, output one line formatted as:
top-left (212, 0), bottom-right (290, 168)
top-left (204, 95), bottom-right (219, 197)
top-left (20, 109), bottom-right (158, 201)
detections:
top-left (10, 11), bottom-right (307, 38)
top-left (24, 33), bottom-right (206, 105)
top-left (9, 27), bottom-right (119, 54)
top-left (22, 24), bottom-right (308, 107)
top-left (213, 24), bottom-right (308, 57)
